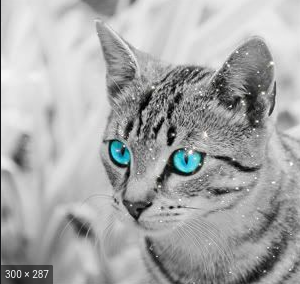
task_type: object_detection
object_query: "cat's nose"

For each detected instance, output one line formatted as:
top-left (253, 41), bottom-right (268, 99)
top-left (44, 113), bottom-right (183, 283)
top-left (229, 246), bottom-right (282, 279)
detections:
top-left (122, 199), bottom-right (152, 220)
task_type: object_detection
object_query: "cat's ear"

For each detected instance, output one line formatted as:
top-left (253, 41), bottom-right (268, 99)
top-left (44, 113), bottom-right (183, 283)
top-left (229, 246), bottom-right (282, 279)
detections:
top-left (96, 20), bottom-right (140, 95)
top-left (210, 37), bottom-right (276, 123)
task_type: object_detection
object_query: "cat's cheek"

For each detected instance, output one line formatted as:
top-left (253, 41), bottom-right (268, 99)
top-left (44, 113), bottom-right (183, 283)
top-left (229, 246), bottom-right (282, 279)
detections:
top-left (100, 144), bottom-right (126, 183)
top-left (101, 158), bottom-right (122, 188)
top-left (164, 176), bottom-right (205, 198)
top-left (162, 177), bottom-right (186, 197)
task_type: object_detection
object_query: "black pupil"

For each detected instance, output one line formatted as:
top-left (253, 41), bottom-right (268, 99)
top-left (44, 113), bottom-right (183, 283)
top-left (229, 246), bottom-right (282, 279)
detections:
top-left (183, 152), bottom-right (189, 164)
top-left (120, 145), bottom-right (125, 156)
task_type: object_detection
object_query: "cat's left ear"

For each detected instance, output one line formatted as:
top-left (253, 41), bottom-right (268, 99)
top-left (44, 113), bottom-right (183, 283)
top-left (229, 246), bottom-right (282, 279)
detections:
top-left (210, 37), bottom-right (276, 123)
top-left (96, 20), bottom-right (141, 96)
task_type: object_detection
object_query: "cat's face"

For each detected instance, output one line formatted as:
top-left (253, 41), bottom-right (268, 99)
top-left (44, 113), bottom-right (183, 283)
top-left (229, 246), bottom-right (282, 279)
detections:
top-left (97, 21), bottom-right (276, 234)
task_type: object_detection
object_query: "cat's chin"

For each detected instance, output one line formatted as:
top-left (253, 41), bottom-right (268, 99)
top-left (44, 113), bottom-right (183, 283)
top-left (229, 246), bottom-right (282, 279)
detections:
top-left (134, 219), bottom-right (179, 237)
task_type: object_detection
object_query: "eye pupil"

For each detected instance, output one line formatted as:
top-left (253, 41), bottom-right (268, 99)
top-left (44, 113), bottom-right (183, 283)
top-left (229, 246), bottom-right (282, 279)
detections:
top-left (184, 153), bottom-right (189, 164)
top-left (109, 140), bottom-right (131, 167)
top-left (120, 145), bottom-right (126, 156)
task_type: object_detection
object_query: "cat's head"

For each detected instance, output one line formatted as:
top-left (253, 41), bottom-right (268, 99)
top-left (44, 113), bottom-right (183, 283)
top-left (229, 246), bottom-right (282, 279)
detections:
top-left (97, 21), bottom-right (276, 235)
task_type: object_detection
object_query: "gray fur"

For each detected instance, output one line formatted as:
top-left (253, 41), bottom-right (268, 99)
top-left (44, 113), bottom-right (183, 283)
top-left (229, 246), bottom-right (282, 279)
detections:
top-left (96, 21), bottom-right (300, 284)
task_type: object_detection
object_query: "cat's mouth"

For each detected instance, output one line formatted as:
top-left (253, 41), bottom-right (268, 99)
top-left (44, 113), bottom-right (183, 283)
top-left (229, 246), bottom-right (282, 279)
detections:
top-left (133, 215), bottom-right (182, 234)
top-left (114, 197), bottom-right (185, 233)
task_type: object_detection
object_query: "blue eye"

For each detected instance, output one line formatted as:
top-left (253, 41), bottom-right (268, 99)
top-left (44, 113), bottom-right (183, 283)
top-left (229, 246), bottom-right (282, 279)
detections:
top-left (109, 140), bottom-right (131, 167)
top-left (172, 149), bottom-right (203, 175)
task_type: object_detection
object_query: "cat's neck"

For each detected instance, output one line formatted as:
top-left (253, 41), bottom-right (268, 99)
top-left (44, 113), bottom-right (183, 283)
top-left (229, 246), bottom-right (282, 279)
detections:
top-left (143, 226), bottom-right (237, 284)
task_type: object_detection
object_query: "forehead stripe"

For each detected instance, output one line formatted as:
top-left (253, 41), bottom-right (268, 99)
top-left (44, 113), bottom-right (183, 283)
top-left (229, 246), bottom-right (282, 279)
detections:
top-left (124, 120), bottom-right (134, 139)
top-left (136, 89), bottom-right (154, 136)
top-left (134, 66), bottom-right (213, 140)
top-left (152, 117), bottom-right (165, 139)
top-left (167, 126), bottom-right (176, 146)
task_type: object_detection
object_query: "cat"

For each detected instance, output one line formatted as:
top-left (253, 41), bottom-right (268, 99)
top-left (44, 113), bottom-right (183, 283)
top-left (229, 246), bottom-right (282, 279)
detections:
top-left (96, 20), bottom-right (300, 284)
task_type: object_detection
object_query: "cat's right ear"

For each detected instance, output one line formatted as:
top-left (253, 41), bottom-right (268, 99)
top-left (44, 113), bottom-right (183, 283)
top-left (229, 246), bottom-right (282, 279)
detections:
top-left (209, 37), bottom-right (276, 124)
top-left (96, 20), bottom-right (140, 96)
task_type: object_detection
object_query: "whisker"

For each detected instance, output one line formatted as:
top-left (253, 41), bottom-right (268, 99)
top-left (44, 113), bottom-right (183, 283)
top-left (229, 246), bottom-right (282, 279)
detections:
top-left (189, 219), bottom-right (227, 256)
top-left (75, 218), bottom-right (92, 240)
top-left (59, 212), bottom-right (78, 240)
top-left (91, 211), bottom-right (117, 282)
top-left (183, 222), bottom-right (212, 277)
top-left (98, 212), bottom-right (118, 257)
top-left (81, 193), bottom-right (113, 206)
top-left (188, 218), bottom-right (234, 265)
top-left (183, 205), bottom-right (236, 229)
top-left (182, 205), bottom-right (204, 210)
top-left (58, 194), bottom-right (112, 239)
top-left (177, 225), bottom-right (195, 270)
top-left (84, 224), bottom-right (93, 242)
top-left (168, 228), bottom-right (178, 258)
top-left (184, 221), bottom-right (212, 260)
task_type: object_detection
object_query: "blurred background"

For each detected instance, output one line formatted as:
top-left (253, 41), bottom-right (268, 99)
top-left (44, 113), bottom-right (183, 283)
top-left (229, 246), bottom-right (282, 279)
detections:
top-left (1, 0), bottom-right (300, 283)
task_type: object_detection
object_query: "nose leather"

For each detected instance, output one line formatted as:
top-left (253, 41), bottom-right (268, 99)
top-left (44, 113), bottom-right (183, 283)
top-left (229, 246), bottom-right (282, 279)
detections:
top-left (122, 199), bottom-right (152, 220)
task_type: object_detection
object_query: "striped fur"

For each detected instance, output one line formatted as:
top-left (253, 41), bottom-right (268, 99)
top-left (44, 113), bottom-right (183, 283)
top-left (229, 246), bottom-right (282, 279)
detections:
top-left (97, 21), bottom-right (300, 284)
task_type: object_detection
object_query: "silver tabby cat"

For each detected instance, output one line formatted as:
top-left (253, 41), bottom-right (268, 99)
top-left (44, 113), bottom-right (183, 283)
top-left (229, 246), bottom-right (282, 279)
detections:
top-left (96, 20), bottom-right (300, 284)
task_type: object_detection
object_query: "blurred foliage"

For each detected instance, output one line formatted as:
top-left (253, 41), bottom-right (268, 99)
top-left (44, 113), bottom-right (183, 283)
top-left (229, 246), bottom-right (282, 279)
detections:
top-left (1, 0), bottom-right (300, 283)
